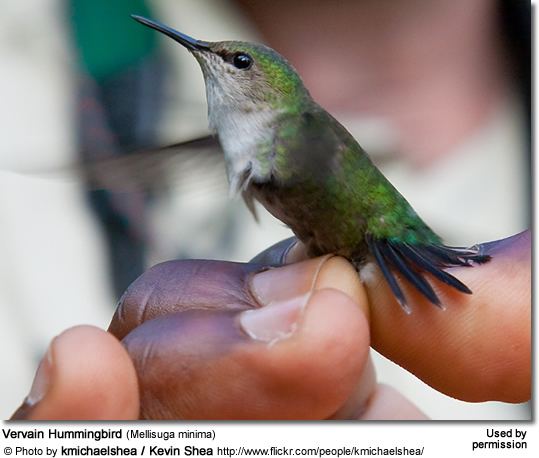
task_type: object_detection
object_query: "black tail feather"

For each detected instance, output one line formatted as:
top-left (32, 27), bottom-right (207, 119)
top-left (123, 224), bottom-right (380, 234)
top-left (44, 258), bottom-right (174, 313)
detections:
top-left (366, 235), bottom-right (409, 313)
top-left (397, 244), bottom-right (473, 295)
top-left (366, 235), bottom-right (491, 310)
top-left (379, 242), bottom-right (442, 307)
top-left (422, 245), bottom-right (468, 267)
top-left (423, 244), bottom-right (490, 267)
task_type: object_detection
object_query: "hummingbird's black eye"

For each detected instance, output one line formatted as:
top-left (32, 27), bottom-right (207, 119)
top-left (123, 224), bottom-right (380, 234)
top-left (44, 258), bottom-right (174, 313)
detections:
top-left (232, 53), bottom-right (253, 70)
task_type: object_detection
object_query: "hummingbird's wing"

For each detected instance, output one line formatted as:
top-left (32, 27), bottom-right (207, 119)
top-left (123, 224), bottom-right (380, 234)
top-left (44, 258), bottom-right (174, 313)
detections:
top-left (366, 235), bottom-right (490, 312)
top-left (82, 134), bottom-right (260, 220)
top-left (17, 134), bottom-right (227, 195)
top-left (81, 135), bottom-right (226, 194)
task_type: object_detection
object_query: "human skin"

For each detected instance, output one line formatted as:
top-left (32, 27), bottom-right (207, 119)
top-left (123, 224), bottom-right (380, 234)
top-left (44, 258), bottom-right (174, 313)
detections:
top-left (11, 231), bottom-right (530, 420)
top-left (236, 0), bottom-right (509, 165)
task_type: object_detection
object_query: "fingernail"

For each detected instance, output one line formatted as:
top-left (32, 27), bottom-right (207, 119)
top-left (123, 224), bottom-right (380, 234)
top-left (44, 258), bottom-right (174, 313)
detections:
top-left (480, 230), bottom-right (530, 257)
top-left (26, 342), bottom-right (54, 406)
top-left (250, 257), bottom-right (330, 305)
top-left (240, 293), bottom-right (310, 342)
top-left (10, 342), bottom-right (54, 419)
top-left (284, 241), bottom-right (309, 264)
top-left (240, 257), bottom-right (332, 342)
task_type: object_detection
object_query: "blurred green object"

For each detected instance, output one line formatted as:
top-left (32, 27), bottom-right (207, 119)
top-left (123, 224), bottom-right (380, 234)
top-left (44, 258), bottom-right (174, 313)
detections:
top-left (68, 0), bottom-right (165, 297)
top-left (69, 0), bottom-right (157, 79)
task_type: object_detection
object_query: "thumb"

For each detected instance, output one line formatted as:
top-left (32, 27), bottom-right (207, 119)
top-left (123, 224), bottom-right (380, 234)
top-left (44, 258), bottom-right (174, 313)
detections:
top-left (11, 326), bottom-right (139, 420)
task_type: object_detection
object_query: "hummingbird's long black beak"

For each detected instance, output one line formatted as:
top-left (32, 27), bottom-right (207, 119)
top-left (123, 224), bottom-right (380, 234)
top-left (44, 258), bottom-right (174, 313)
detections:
top-left (131, 15), bottom-right (209, 51)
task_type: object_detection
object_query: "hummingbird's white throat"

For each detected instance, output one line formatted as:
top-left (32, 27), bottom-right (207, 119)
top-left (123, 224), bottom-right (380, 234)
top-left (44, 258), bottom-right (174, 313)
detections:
top-left (202, 69), bottom-right (280, 195)
top-left (214, 108), bottom-right (277, 196)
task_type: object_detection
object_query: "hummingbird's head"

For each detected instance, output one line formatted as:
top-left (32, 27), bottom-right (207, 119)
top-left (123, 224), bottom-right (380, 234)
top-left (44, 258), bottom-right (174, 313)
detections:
top-left (132, 15), bottom-right (312, 192)
top-left (132, 16), bottom-right (310, 122)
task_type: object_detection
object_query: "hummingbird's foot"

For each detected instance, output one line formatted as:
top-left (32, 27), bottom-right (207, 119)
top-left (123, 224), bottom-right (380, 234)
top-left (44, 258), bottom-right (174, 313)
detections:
top-left (365, 235), bottom-right (491, 312)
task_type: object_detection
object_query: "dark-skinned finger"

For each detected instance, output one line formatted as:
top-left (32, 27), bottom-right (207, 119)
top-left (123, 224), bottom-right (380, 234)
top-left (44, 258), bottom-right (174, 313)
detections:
top-left (11, 326), bottom-right (139, 420)
top-left (250, 236), bottom-right (311, 265)
top-left (109, 260), bottom-right (262, 340)
top-left (252, 231), bottom-right (530, 403)
top-left (365, 230), bottom-right (531, 403)
top-left (112, 256), bottom-right (372, 419)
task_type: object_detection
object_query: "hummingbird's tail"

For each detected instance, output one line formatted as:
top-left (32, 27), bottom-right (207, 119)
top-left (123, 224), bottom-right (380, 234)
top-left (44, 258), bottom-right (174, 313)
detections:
top-left (365, 235), bottom-right (490, 313)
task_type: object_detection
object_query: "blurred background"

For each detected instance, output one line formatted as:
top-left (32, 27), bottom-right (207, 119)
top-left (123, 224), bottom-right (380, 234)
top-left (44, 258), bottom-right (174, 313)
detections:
top-left (0, 0), bottom-right (531, 419)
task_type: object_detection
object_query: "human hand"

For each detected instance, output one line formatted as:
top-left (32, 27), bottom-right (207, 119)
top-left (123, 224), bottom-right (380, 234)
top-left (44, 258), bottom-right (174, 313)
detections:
top-left (11, 231), bottom-right (530, 419)
top-left (10, 257), bottom-right (424, 420)
top-left (256, 231), bottom-right (531, 403)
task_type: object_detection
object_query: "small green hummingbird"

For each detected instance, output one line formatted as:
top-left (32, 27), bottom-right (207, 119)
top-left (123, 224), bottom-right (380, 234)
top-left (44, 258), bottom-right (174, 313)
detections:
top-left (132, 15), bottom-right (490, 312)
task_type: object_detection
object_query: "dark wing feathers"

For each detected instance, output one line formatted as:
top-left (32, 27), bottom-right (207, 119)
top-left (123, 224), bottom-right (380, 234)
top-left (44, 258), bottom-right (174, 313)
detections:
top-left (367, 235), bottom-right (490, 311)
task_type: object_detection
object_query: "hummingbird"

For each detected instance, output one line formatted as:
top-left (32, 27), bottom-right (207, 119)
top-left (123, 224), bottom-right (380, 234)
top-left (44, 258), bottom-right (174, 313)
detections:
top-left (131, 15), bottom-right (490, 312)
